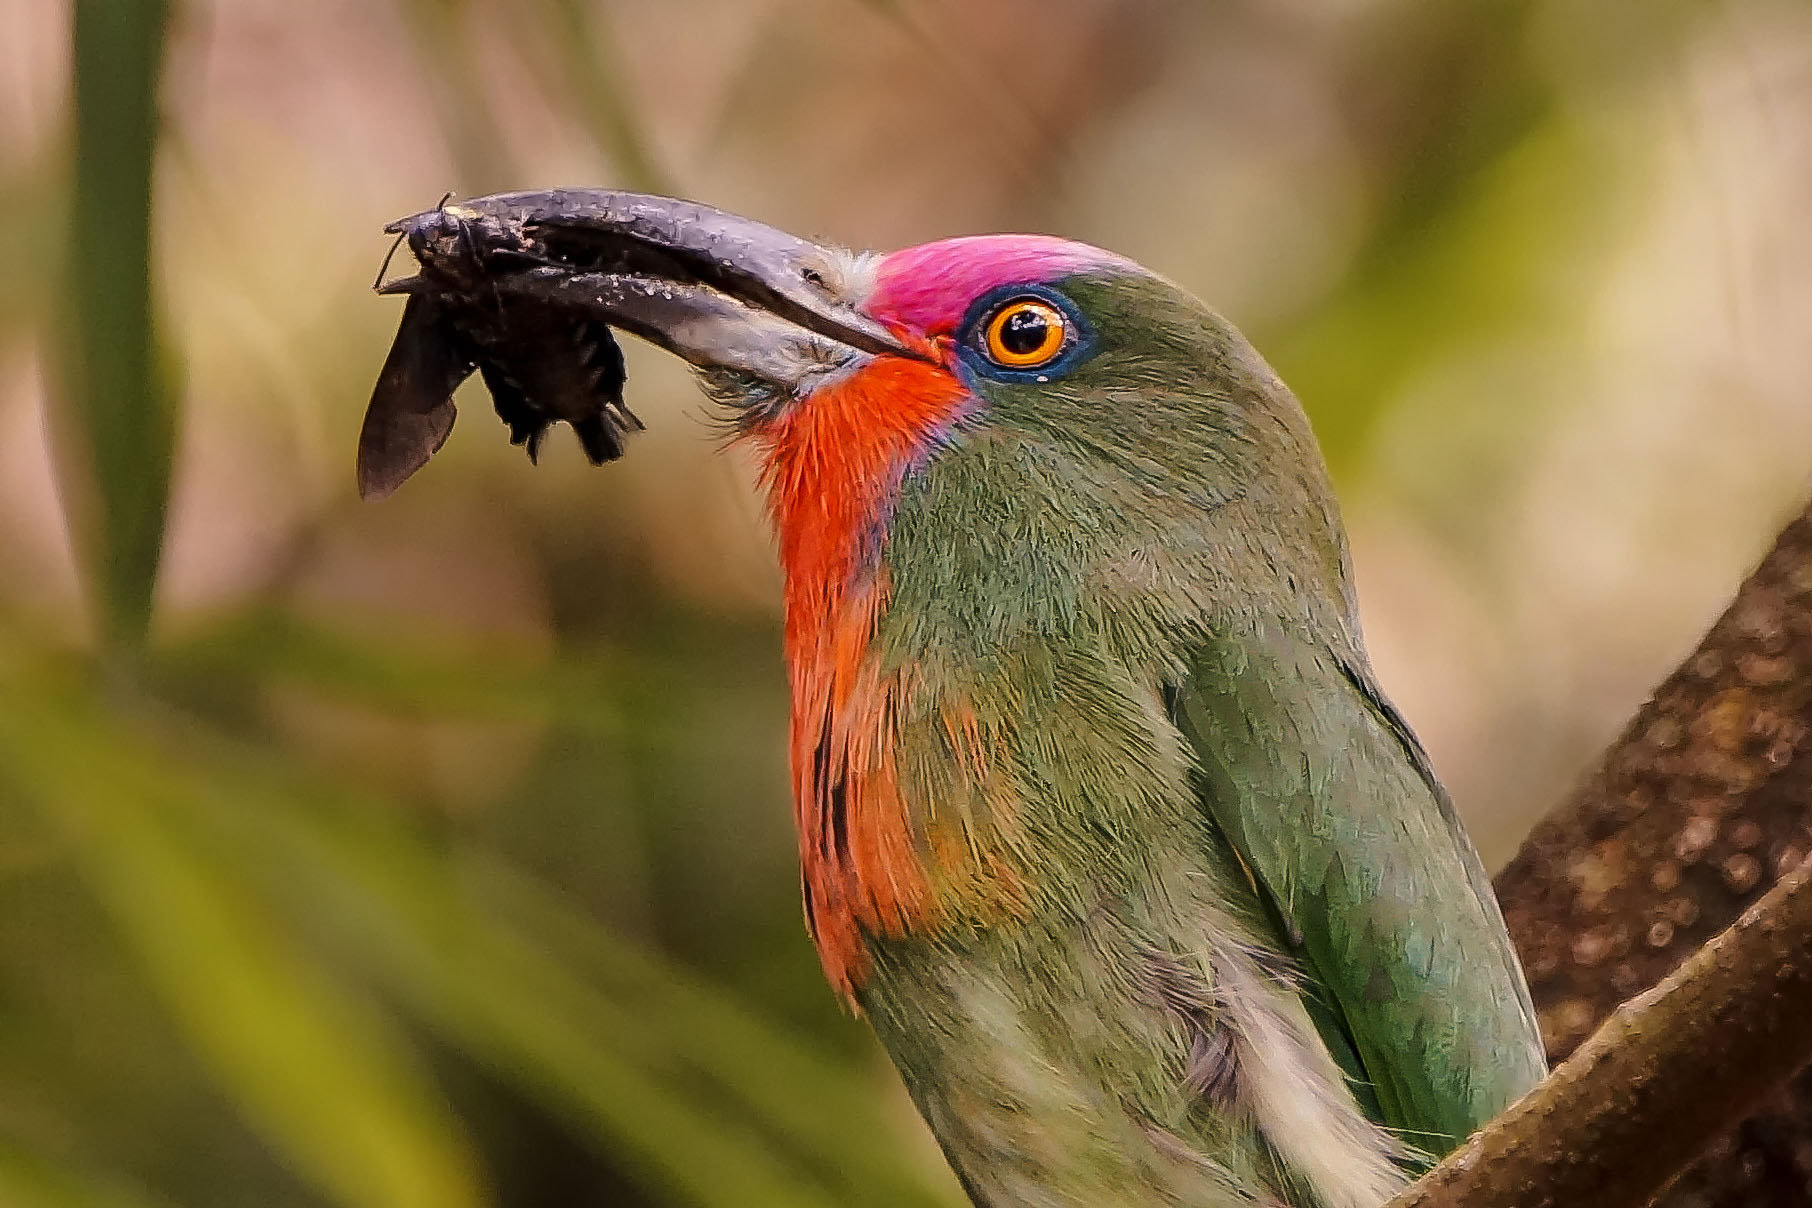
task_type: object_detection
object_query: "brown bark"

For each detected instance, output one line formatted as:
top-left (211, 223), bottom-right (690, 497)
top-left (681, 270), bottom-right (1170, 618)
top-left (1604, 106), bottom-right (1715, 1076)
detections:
top-left (1387, 856), bottom-right (1812, 1208)
top-left (1493, 500), bottom-right (1812, 1204)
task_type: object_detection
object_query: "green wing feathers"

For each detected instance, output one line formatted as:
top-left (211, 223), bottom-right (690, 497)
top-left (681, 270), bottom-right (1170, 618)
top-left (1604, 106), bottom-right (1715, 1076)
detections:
top-left (1167, 625), bottom-right (1545, 1156)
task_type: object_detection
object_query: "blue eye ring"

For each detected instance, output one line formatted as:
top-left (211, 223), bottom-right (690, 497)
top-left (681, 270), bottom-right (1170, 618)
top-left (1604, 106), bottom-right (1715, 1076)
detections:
top-left (956, 283), bottom-right (1096, 383)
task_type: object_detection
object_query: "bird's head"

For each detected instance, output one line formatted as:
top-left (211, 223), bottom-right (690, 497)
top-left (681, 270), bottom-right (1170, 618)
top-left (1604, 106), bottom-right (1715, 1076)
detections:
top-left (377, 190), bottom-right (1354, 650)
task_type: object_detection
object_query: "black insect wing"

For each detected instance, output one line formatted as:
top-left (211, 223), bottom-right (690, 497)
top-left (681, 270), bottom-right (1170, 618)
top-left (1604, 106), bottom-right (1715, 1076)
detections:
top-left (357, 291), bottom-right (478, 501)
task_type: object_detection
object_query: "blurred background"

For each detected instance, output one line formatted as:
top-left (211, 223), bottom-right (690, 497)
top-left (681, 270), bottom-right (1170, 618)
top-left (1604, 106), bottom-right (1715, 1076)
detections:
top-left (2, 1), bottom-right (1810, 1205)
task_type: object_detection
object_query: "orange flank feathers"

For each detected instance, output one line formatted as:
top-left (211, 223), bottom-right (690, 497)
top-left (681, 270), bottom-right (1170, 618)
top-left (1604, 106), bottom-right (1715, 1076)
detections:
top-left (749, 355), bottom-right (972, 998)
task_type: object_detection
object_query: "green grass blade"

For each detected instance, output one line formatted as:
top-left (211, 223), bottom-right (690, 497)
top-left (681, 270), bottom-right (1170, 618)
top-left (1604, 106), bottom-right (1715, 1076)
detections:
top-left (154, 609), bottom-right (677, 745)
top-left (214, 769), bottom-right (957, 1208)
top-left (0, 1141), bottom-right (177, 1208)
top-left (56, 0), bottom-right (177, 651)
top-left (464, 859), bottom-right (964, 1204)
top-left (0, 670), bottom-right (491, 1208)
top-left (0, 653), bottom-right (955, 1207)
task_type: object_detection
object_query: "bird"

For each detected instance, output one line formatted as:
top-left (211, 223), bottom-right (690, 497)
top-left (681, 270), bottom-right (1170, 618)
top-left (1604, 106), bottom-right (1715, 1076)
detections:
top-left (370, 191), bottom-right (1548, 1208)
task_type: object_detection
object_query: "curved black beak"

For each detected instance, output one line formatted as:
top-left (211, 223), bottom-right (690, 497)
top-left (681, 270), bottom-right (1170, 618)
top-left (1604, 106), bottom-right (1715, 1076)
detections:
top-left (360, 190), bottom-right (925, 499)
top-left (380, 189), bottom-right (922, 371)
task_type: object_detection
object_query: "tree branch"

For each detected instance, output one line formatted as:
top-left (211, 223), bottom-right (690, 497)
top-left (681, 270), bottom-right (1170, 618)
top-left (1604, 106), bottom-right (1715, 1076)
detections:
top-left (1495, 499), bottom-right (1812, 1201)
top-left (1387, 854), bottom-right (1812, 1208)
top-left (1380, 501), bottom-right (1812, 1204)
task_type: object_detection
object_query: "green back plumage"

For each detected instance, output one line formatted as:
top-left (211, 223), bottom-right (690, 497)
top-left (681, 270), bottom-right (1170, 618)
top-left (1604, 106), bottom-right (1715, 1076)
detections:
top-left (1168, 627), bottom-right (1545, 1150)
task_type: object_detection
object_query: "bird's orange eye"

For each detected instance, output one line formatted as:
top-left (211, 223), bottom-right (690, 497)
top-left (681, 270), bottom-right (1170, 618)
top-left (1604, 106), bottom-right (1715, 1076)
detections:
top-left (983, 299), bottom-right (1068, 369)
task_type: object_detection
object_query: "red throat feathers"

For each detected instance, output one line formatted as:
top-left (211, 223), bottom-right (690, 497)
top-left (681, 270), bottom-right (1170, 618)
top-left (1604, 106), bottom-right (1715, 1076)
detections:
top-left (749, 234), bottom-right (1124, 997)
top-left (749, 355), bottom-right (969, 997)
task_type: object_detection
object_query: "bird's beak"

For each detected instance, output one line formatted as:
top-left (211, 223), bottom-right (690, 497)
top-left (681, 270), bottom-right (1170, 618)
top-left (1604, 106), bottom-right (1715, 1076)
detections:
top-left (378, 189), bottom-right (926, 388)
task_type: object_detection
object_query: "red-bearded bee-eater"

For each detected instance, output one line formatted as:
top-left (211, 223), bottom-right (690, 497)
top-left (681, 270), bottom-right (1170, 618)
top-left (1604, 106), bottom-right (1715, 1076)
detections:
top-left (366, 191), bottom-right (1547, 1208)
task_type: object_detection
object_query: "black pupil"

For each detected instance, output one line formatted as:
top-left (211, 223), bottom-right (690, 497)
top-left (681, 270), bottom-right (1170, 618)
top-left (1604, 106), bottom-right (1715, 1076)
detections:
top-left (999, 307), bottom-right (1053, 356)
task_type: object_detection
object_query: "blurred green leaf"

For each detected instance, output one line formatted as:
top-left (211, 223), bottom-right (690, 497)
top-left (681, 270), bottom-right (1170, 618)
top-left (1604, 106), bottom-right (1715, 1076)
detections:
top-left (175, 717), bottom-right (961, 1207)
top-left (1261, 0), bottom-right (1695, 471)
top-left (1270, 115), bottom-right (1639, 470)
top-left (52, 0), bottom-right (177, 651)
top-left (0, 1142), bottom-right (177, 1208)
top-left (0, 665), bottom-right (491, 1208)
top-left (0, 648), bottom-right (957, 1208)
top-left (157, 609), bottom-right (673, 745)
top-left (285, 826), bottom-right (942, 1208)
